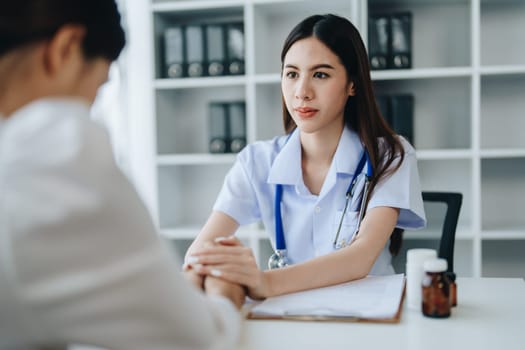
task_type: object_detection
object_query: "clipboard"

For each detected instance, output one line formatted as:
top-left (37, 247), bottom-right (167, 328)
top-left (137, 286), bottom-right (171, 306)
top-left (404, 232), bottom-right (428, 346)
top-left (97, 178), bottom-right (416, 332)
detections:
top-left (246, 275), bottom-right (406, 324)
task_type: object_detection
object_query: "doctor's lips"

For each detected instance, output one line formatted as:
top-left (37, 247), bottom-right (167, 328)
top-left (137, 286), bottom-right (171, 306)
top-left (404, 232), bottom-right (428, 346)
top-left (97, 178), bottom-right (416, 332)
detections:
top-left (294, 107), bottom-right (319, 118)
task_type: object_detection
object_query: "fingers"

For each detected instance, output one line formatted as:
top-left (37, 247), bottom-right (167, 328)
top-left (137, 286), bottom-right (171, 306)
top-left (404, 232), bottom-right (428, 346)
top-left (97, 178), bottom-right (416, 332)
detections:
top-left (187, 253), bottom-right (252, 266)
top-left (189, 244), bottom-right (253, 258)
top-left (214, 235), bottom-right (243, 246)
top-left (193, 263), bottom-right (260, 289)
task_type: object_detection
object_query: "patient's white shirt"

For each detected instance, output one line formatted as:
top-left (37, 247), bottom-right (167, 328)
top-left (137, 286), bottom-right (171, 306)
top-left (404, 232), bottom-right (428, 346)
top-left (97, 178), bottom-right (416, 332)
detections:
top-left (0, 98), bottom-right (240, 350)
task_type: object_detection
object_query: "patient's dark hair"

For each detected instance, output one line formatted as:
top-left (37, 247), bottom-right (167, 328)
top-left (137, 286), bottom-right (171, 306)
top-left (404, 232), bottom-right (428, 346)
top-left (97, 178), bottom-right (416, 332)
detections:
top-left (0, 0), bottom-right (125, 60)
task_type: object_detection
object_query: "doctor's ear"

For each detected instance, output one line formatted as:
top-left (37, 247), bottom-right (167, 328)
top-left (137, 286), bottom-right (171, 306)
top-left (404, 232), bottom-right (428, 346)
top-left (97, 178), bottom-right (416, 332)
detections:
top-left (347, 81), bottom-right (356, 96)
top-left (43, 25), bottom-right (87, 77)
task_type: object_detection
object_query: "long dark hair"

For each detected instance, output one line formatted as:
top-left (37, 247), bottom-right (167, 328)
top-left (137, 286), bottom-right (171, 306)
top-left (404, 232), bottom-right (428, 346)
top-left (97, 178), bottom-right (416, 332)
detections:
top-left (0, 0), bottom-right (125, 60)
top-left (281, 14), bottom-right (405, 255)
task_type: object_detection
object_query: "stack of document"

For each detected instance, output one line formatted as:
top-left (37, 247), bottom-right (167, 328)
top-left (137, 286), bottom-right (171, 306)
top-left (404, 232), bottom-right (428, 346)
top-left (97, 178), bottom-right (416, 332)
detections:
top-left (248, 274), bottom-right (405, 322)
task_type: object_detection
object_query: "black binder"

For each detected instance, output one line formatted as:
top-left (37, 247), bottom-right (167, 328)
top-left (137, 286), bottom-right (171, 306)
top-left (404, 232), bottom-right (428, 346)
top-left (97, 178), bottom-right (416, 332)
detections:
top-left (208, 103), bottom-right (229, 153)
top-left (389, 12), bottom-right (412, 69)
top-left (163, 26), bottom-right (184, 78)
top-left (390, 94), bottom-right (414, 145)
top-left (185, 24), bottom-right (205, 77)
top-left (376, 95), bottom-right (391, 126)
top-left (228, 102), bottom-right (246, 153)
top-left (205, 24), bottom-right (227, 76)
top-left (226, 22), bottom-right (245, 75)
top-left (368, 15), bottom-right (389, 70)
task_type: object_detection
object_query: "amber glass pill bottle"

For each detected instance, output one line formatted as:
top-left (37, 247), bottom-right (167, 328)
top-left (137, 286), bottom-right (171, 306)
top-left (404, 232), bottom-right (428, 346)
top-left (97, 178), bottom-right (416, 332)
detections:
top-left (422, 258), bottom-right (451, 318)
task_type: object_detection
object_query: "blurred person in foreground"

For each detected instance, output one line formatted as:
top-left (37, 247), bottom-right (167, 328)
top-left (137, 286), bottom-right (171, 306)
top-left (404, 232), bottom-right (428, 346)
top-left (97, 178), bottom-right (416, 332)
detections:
top-left (0, 1), bottom-right (244, 349)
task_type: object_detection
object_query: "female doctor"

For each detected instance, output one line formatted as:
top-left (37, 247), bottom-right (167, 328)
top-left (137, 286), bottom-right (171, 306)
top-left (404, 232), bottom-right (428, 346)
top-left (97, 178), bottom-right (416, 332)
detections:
top-left (185, 14), bottom-right (426, 299)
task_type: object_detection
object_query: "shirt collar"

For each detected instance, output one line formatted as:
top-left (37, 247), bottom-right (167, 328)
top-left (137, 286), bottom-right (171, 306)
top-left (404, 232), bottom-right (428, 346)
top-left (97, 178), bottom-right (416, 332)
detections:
top-left (333, 127), bottom-right (364, 176)
top-left (267, 127), bottom-right (365, 186)
top-left (267, 129), bottom-right (302, 185)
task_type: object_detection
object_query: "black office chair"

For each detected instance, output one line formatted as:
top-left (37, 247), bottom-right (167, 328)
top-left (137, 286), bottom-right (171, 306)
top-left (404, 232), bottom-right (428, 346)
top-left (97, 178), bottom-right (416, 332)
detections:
top-left (392, 191), bottom-right (462, 274)
top-left (422, 192), bottom-right (462, 273)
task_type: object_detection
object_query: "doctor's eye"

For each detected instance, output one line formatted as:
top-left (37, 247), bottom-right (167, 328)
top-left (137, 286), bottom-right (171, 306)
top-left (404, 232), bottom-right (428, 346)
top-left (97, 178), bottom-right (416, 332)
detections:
top-left (285, 71), bottom-right (299, 79)
top-left (313, 71), bottom-right (329, 79)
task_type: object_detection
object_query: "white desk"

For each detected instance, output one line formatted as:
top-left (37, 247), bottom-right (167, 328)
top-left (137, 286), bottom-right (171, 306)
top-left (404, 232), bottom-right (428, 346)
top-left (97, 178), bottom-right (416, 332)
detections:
top-left (237, 278), bottom-right (525, 350)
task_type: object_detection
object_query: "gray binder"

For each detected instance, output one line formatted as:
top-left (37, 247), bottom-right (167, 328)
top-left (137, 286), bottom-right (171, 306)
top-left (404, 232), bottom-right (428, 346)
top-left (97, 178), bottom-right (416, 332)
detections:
top-left (226, 23), bottom-right (245, 75)
top-left (185, 25), bottom-right (205, 77)
top-left (164, 26), bottom-right (184, 78)
top-left (228, 102), bottom-right (246, 153)
top-left (205, 24), bottom-right (227, 76)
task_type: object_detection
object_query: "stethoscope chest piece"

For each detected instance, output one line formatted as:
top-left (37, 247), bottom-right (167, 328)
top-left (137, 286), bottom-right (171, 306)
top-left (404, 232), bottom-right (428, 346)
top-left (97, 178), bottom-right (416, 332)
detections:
top-left (268, 249), bottom-right (289, 270)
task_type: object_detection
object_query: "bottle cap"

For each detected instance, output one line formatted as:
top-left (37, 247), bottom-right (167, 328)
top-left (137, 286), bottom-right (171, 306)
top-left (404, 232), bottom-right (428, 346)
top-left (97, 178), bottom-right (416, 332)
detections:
top-left (406, 249), bottom-right (437, 265)
top-left (423, 258), bottom-right (448, 272)
top-left (445, 271), bottom-right (456, 281)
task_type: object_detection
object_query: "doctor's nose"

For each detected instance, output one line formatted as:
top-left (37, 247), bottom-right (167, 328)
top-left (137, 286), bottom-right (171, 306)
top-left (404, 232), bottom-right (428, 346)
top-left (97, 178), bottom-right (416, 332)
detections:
top-left (295, 79), bottom-right (313, 101)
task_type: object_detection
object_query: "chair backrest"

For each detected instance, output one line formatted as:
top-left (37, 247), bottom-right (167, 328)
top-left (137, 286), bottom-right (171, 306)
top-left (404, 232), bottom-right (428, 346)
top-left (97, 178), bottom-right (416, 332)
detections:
top-left (422, 191), bottom-right (462, 273)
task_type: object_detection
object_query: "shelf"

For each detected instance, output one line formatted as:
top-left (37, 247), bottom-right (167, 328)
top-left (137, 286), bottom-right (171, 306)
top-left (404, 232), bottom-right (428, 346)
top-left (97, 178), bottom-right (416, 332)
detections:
top-left (481, 240), bottom-right (525, 278)
top-left (482, 229), bottom-right (525, 240)
top-left (370, 0), bottom-right (469, 4)
top-left (253, 73), bottom-right (280, 84)
top-left (154, 76), bottom-right (246, 90)
top-left (481, 75), bottom-right (525, 149)
top-left (158, 164), bottom-right (233, 228)
top-left (369, 1), bottom-right (471, 69)
top-left (481, 158), bottom-right (525, 231)
top-left (152, 1), bottom-right (245, 12)
top-left (157, 153), bottom-right (237, 165)
top-left (404, 226), bottom-right (474, 240)
top-left (252, 0), bottom-right (356, 75)
top-left (480, 65), bottom-right (525, 76)
top-left (371, 67), bottom-right (472, 81)
top-left (252, 0), bottom-right (317, 4)
top-left (416, 149), bottom-right (472, 160)
top-left (480, 149), bottom-right (525, 159)
top-left (161, 226), bottom-right (267, 240)
top-left (156, 86), bottom-right (245, 154)
top-left (481, 2), bottom-right (525, 66)
top-left (375, 77), bottom-right (471, 150)
top-left (134, 0), bottom-right (525, 280)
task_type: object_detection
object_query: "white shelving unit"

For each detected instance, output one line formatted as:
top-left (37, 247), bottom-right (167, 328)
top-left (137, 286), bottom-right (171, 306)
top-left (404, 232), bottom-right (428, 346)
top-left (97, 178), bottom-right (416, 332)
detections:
top-left (126, 0), bottom-right (525, 278)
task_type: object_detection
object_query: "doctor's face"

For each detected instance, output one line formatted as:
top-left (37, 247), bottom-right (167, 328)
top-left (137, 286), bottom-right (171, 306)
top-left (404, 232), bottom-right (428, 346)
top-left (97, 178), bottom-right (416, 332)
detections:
top-left (281, 37), bottom-right (354, 136)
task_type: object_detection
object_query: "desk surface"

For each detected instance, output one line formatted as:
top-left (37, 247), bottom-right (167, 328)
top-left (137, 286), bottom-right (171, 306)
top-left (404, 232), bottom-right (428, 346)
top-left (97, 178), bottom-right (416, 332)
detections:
top-left (237, 278), bottom-right (525, 350)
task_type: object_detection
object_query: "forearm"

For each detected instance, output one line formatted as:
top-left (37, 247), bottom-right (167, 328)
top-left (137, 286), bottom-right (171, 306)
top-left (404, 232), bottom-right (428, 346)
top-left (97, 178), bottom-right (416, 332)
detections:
top-left (265, 242), bottom-right (370, 296)
top-left (265, 206), bottom-right (399, 297)
top-left (186, 211), bottom-right (239, 258)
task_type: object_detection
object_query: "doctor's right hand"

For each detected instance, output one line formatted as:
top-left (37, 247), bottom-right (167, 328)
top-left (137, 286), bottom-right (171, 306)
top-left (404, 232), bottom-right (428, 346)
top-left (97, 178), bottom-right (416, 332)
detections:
top-left (188, 236), bottom-right (271, 300)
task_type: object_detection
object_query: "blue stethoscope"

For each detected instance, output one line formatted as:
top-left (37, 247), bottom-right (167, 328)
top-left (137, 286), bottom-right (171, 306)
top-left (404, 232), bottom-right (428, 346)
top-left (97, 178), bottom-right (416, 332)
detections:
top-left (268, 149), bottom-right (373, 269)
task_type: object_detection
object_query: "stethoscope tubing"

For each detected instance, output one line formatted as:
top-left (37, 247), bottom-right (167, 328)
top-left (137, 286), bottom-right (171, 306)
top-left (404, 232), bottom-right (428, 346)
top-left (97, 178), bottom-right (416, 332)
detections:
top-left (273, 148), bottom-right (372, 257)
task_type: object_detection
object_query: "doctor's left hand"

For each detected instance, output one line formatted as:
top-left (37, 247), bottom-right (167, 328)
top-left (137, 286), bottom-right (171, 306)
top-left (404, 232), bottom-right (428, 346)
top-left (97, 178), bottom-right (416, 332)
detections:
top-left (188, 236), bottom-right (270, 300)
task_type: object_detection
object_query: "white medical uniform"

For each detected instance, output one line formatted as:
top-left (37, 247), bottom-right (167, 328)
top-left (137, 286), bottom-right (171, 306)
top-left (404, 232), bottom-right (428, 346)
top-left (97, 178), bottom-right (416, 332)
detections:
top-left (0, 99), bottom-right (240, 350)
top-left (214, 127), bottom-right (426, 275)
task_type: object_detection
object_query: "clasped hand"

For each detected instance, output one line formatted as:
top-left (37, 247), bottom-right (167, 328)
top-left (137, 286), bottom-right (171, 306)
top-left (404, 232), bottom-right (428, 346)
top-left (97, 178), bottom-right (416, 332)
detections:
top-left (184, 236), bottom-right (269, 300)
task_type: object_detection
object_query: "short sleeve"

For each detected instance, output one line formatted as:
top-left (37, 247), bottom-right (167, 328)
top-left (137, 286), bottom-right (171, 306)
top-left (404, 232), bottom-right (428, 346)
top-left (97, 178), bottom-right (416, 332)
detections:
top-left (368, 144), bottom-right (426, 230)
top-left (213, 149), bottom-right (261, 225)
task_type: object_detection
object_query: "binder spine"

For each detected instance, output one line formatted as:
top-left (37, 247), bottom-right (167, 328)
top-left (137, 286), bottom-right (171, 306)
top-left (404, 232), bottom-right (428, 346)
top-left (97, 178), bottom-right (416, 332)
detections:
top-left (228, 102), bottom-right (246, 153)
top-left (368, 15), bottom-right (389, 70)
top-left (163, 26), bottom-right (185, 78)
top-left (226, 22), bottom-right (245, 75)
top-left (389, 12), bottom-right (412, 69)
top-left (185, 24), bottom-right (206, 77)
top-left (390, 94), bottom-right (414, 145)
top-left (205, 24), bottom-right (227, 77)
top-left (208, 103), bottom-right (229, 153)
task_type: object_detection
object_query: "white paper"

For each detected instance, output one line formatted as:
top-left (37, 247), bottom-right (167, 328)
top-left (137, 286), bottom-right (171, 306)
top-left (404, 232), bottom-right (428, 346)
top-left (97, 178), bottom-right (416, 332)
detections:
top-left (250, 274), bottom-right (405, 319)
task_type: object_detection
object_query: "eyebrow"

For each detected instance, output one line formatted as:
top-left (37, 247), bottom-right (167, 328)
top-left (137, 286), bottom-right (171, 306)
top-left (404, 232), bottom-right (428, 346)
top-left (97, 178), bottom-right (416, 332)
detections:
top-left (284, 63), bottom-right (336, 71)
